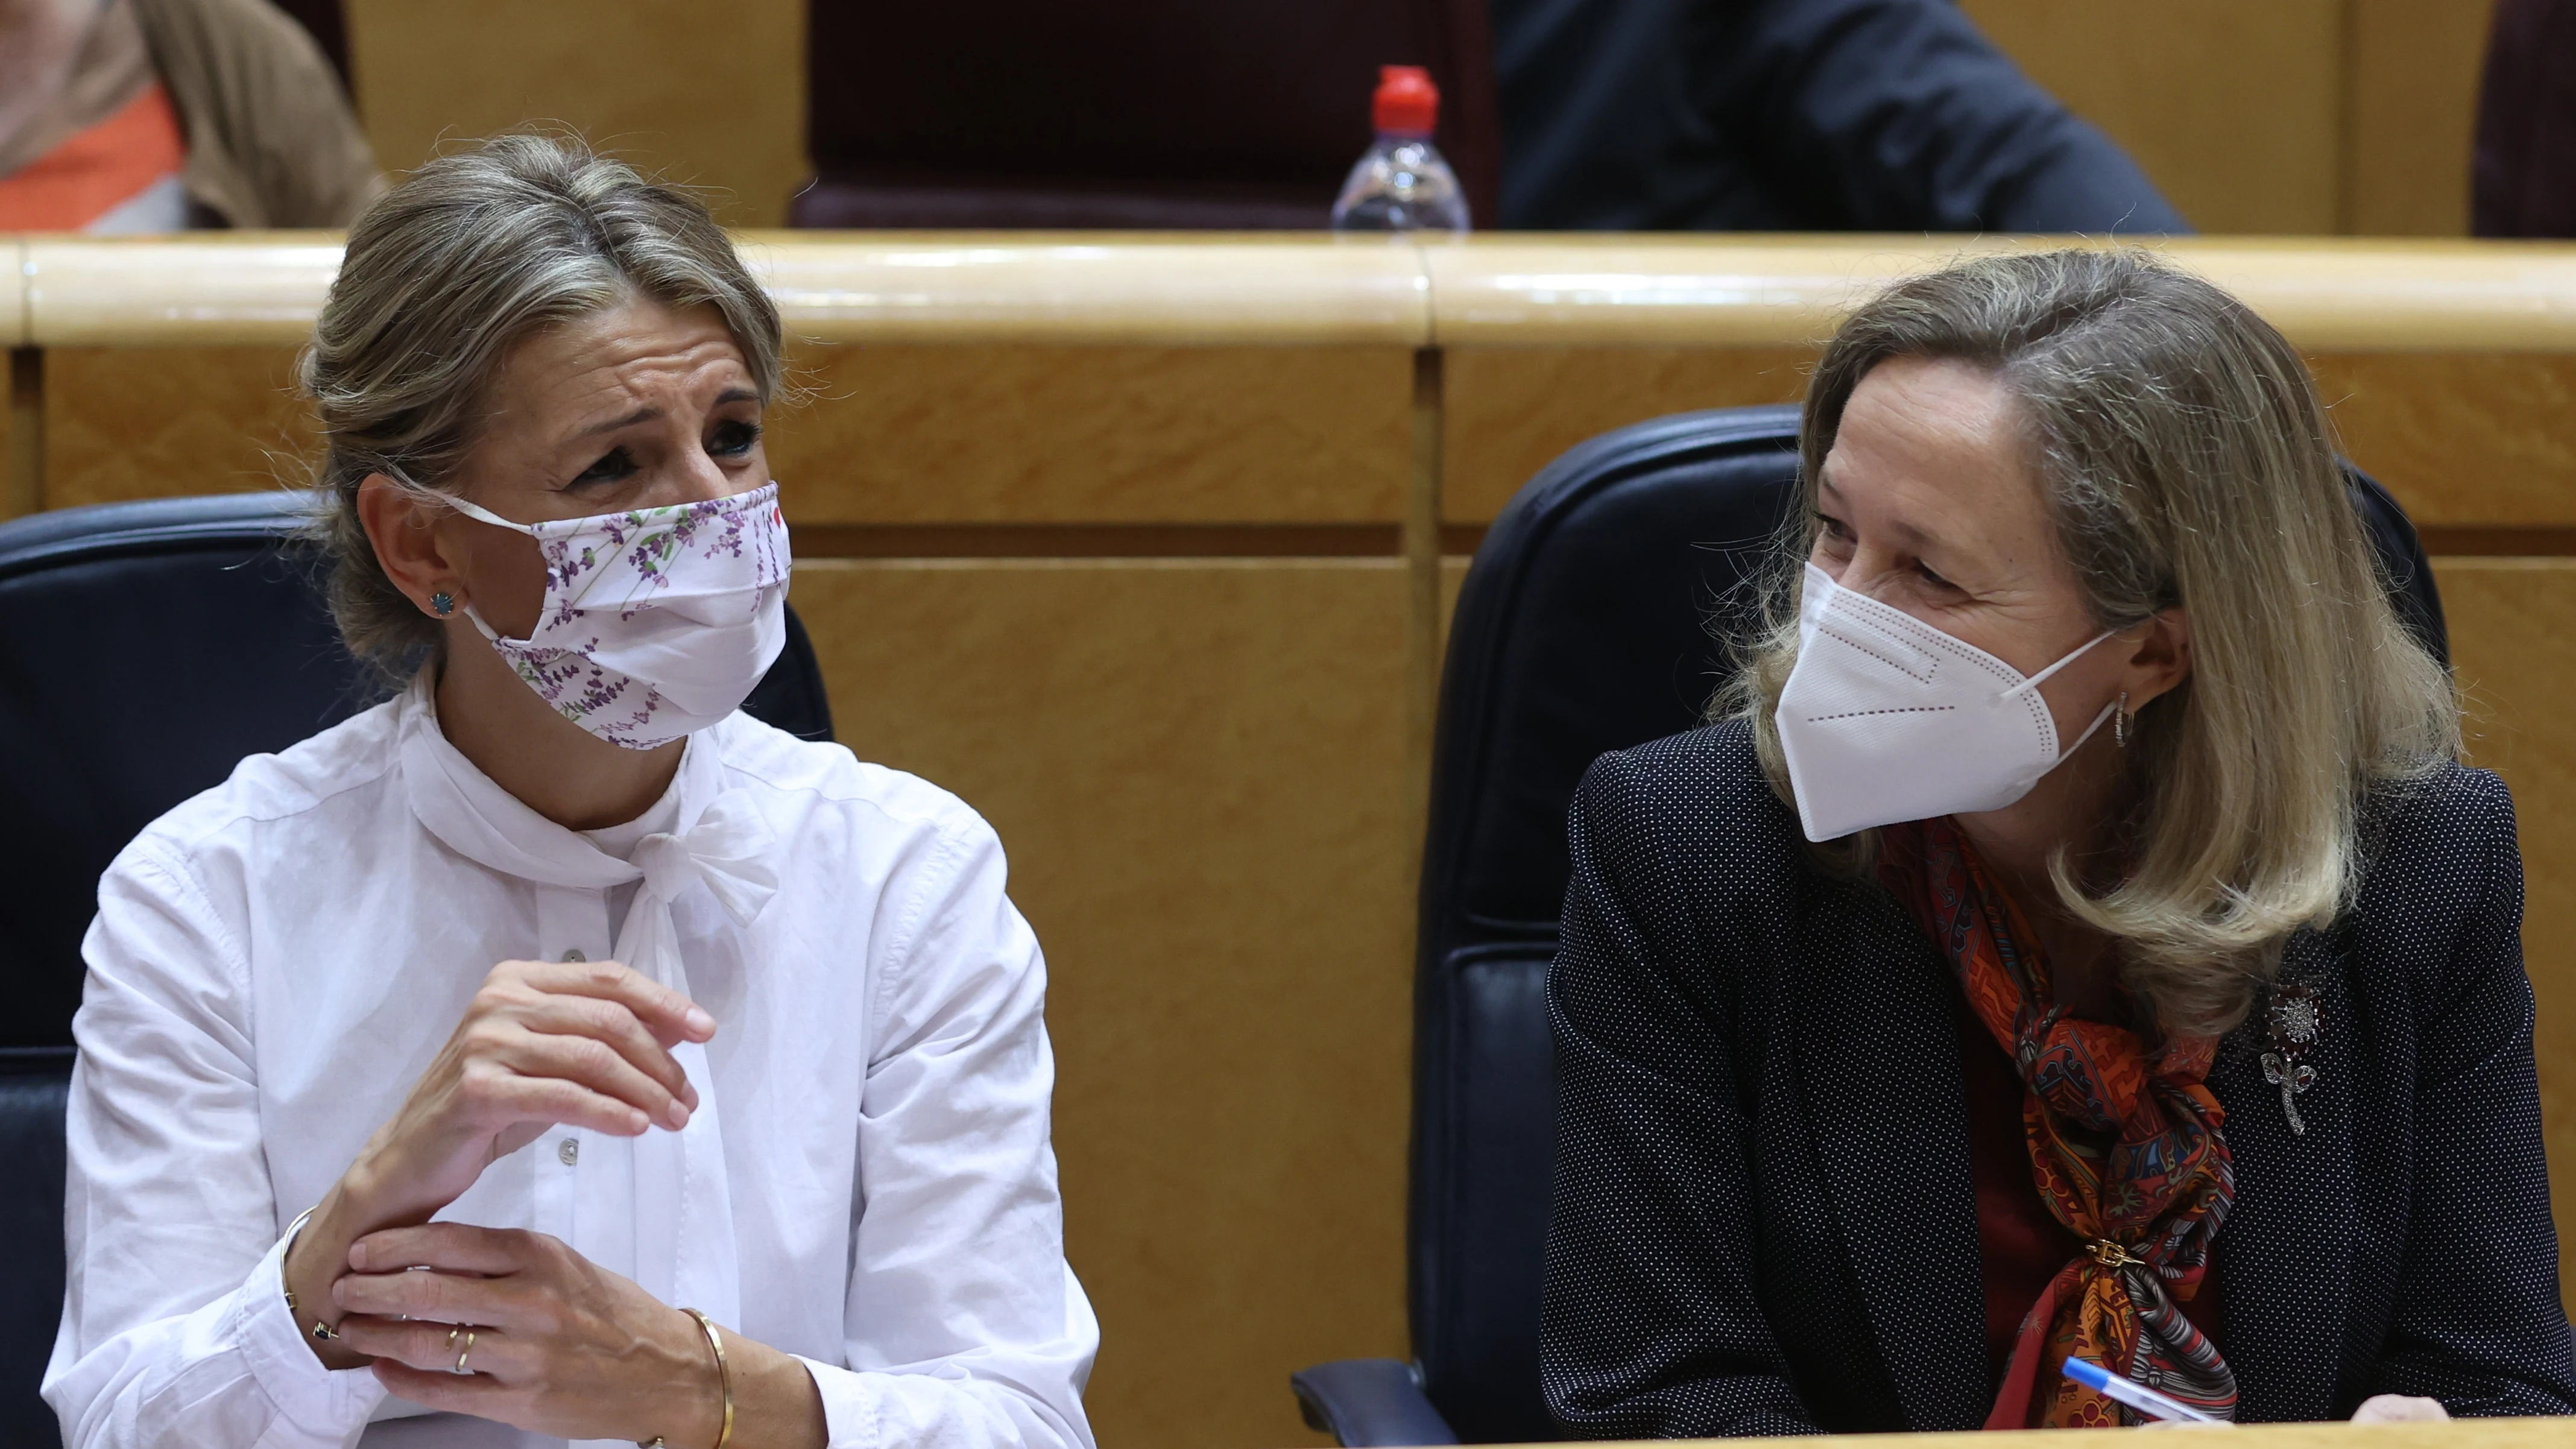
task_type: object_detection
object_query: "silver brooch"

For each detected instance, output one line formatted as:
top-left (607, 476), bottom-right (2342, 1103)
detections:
top-left (2259, 979), bottom-right (2320, 1135)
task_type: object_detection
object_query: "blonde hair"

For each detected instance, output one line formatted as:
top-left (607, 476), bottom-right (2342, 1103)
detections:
top-left (299, 132), bottom-right (784, 677)
top-left (1723, 249), bottom-right (2459, 1036)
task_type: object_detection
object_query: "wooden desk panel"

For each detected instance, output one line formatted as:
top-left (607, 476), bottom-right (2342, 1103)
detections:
top-left (2432, 559), bottom-right (2576, 1313)
top-left (2315, 356), bottom-right (2576, 527)
top-left (771, 345), bottom-right (1413, 525)
top-left (788, 559), bottom-right (1413, 1449)
top-left (1957, 1), bottom-right (2344, 235)
top-left (1442, 349), bottom-right (2576, 533)
top-left (39, 342), bottom-right (1419, 528)
top-left (1441, 347), bottom-right (1813, 524)
top-left (45, 346), bottom-right (315, 511)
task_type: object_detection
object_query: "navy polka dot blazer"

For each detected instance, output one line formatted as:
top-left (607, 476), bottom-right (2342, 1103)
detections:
top-left (1541, 719), bottom-right (2576, 1435)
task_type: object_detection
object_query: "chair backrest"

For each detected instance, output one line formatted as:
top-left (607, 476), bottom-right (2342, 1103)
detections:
top-left (1406, 406), bottom-right (2447, 1442)
top-left (795, 0), bottom-right (1501, 229)
top-left (0, 491), bottom-right (833, 1448)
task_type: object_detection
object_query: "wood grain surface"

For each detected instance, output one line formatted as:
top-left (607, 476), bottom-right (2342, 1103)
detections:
top-left (769, 345), bottom-right (1413, 525)
top-left (44, 346), bottom-right (314, 511)
top-left (2435, 560), bottom-right (2576, 1314)
top-left (789, 558), bottom-right (1415, 1449)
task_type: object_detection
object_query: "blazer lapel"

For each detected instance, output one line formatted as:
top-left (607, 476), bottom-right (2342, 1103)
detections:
top-left (2209, 931), bottom-right (2358, 1422)
top-left (1795, 880), bottom-right (1991, 1430)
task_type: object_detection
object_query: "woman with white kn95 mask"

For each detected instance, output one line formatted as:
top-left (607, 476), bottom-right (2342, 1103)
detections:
top-left (43, 134), bottom-right (1096, 1449)
top-left (1539, 250), bottom-right (2576, 1437)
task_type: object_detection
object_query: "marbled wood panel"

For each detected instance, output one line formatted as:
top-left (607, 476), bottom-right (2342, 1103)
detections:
top-left (1441, 346), bottom-right (1814, 524)
top-left (2314, 355), bottom-right (2576, 526)
top-left (1958, 0), bottom-right (2341, 234)
top-left (344, 0), bottom-right (806, 229)
top-left (2432, 558), bottom-right (2576, 1313)
top-left (788, 558), bottom-right (1412, 1449)
top-left (2347, 0), bottom-right (2498, 236)
top-left (45, 346), bottom-right (317, 510)
top-left (768, 344), bottom-right (1413, 525)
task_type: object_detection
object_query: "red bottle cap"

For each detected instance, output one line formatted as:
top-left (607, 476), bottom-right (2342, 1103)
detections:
top-left (1372, 65), bottom-right (1439, 136)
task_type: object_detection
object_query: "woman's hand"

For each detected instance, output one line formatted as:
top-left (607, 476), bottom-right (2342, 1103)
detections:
top-left (283, 958), bottom-right (713, 1366)
top-left (2351, 1395), bottom-right (2449, 1422)
top-left (349, 957), bottom-right (713, 1219)
top-left (334, 1223), bottom-right (825, 1448)
top-left (2138, 1395), bottom-right (2448, 1430)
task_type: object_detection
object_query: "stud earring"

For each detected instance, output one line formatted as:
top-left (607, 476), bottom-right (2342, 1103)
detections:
top-left (429, 591), bottom-right (455, 617)
top-left (2113, 690), bottom-right (2132, 749)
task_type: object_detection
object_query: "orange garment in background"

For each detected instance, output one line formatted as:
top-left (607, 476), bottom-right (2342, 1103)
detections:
top-left (0, 81), bottom-right (186, 230)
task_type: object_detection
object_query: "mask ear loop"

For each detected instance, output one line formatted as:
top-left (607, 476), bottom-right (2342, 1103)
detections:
top-left (2001, 628), bottom-right (2119, 698)
top-left (2053, 697), bottom-right (2121, 764)
top-left (421, 491), bottom-right (538, 642)
top-left (440, 492), bottom-right (540, 535)
top-left (2000, 628), bottom-right (2122, 765)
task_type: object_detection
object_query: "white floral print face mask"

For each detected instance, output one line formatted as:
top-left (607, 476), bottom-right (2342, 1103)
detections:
top-left (444, 481), bottom-right (792, 750)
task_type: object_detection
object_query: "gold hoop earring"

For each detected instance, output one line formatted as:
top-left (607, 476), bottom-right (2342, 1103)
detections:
top-left (2114, 690), bottom-right (2132, 749)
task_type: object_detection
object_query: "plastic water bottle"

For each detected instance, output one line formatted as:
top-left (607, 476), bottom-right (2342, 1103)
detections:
top-left (1330, 66), bottom-right (1470, 235)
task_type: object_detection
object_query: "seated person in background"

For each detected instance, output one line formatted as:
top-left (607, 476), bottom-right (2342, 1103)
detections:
top-left (1495, 0), bottom-right (2188, 232)
top-left (43, 133), bottom-right (1096, 1449)
top-left (2474, 0), bottom-right (2576, 237)
top-left (1541, 249), bottom-right (2575, 1433)
top-left (0, 0), bottom-right (377, 231)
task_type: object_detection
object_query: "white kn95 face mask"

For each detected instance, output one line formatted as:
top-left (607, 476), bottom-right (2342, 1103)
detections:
top-left (444, 481), bottom-right (792, 751)
top-left (1775, 563), bottom-right (2116, 842)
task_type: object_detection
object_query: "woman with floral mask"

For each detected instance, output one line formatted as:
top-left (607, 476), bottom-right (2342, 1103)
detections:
top-left (1539, 251), bottom-right (2576, 1433)
top-left (43, 134), bottom-right (1096, 1449)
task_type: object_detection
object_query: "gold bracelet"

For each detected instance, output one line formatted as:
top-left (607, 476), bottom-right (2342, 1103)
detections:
top-left (277, 1207), bottom-right (341, 1343)
top-left (641, 1308), bottom-right (733, 1449)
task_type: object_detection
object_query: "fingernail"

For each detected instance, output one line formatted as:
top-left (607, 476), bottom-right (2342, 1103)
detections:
top-left (348, 1240), bottom-right (369, 1271)
top-left (686, 1006), bottom-right (715, 1037)
top-left (666, 1099), bottom-right (690, 1129)
top-left (628, 1108), bottom-right (648, 1134)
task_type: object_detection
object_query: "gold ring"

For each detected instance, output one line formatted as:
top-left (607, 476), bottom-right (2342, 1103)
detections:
top-left (446, 1327), bottom-right (461, 1349)
top-left (454, 1328), bottom-right (476, 1375)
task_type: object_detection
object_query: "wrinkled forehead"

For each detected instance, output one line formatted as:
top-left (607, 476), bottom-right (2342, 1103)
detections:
top-left (484, 297), bottom-right (757, 437)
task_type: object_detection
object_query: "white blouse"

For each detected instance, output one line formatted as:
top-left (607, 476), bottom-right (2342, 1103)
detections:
top-left (41, 680), bottom-right (1099, 1449)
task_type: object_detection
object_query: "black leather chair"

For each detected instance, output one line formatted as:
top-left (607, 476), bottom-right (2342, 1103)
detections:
top-left (0, 492), bottom-right (833, 1448)
top-left (1289, 405), bottom-right (2449, 1445)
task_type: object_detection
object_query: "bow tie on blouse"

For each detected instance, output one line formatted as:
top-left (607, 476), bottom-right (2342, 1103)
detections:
top-left (399, 681), bottom-right (774, 1327)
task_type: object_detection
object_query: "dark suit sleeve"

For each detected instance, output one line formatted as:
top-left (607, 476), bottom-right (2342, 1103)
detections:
top-left (2361, 771), bottom-right (2576, 1414)
top-left (1714, 0), bottom-right (2190, 233)
top-left (1539, 750), bottom-right (1819, 1438)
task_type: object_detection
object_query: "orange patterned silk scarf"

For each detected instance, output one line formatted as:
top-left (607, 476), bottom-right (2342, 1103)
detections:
top-left (1878, 818), bottom-right (2237, 1428)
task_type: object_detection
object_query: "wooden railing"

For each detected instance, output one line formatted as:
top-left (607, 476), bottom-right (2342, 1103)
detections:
top-left (16, 233), bottom-right (2576, 348)
top-left (11, 234), bottom-right (2576, 1449)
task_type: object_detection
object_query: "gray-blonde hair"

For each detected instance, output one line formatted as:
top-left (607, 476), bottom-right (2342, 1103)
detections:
top-left (1723, 248), bottom-right (2459, 1037)
top-left (300, 132), bottom-right (784, 676)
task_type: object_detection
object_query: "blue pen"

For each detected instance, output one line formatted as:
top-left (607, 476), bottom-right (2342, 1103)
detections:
top-left (2060, 1357), bottom-right (2224, 1424)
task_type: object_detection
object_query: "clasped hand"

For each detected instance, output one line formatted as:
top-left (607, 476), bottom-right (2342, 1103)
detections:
top-left (283, 958), bottom-right (723, 1436)
top-left (342, 956), bottom-right (713, 1225)
top-left (331, 1222), bottom-right (725, 1445)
